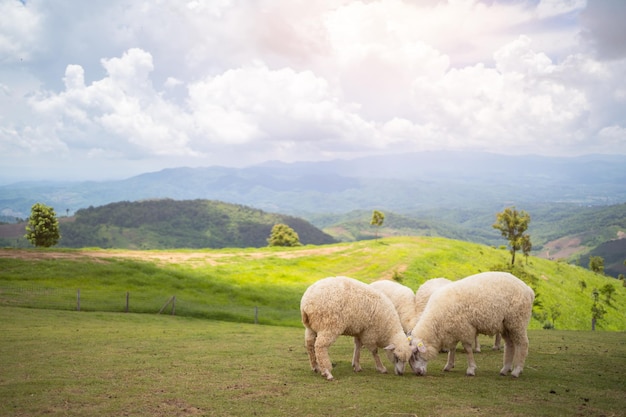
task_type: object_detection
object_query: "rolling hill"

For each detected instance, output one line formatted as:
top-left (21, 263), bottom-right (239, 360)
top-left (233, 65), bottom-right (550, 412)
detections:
top-left (1, 236), bottom-right (624, 331)
top-left (0, 199), bottom-right (336, 249)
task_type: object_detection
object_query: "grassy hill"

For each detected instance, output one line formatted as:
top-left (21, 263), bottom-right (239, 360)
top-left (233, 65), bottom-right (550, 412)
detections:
top-left (0, 236), bottom-right (623, 331)
top-left (315, 203), bottom-right (626, 277)
top-left (0, 199), bottom-right (337, 249)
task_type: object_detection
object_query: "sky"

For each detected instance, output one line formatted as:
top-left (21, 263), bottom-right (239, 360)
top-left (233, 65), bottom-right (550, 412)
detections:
top-left (1, 0), bottom-right (626, 183)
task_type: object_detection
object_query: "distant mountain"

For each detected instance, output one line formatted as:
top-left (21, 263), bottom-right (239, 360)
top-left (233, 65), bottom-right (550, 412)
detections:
top-left (0, 199), bottom-right (336, 250)
top-left (2, 152), bottom-right (625, 222)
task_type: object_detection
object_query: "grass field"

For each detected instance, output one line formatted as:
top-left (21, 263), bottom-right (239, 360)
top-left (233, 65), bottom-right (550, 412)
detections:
top-left (1, 237), bottom-right (625, 416)
top-left (1, 307), bottom-right (625, 417)
top-left (1, 237), bottom-right (625, 330)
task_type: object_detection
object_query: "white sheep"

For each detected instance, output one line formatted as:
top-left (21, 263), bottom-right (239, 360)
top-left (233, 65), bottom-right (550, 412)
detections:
top-left (300, 276), bottom-right (416, 381)
top-left (369, 280), bottom-right (417, 333)
top-left (410, 271), bottom-right (534, 378)
top-left (415, 277), bottom-right (502, 353)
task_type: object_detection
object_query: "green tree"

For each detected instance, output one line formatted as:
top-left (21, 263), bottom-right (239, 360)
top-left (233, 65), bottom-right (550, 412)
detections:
top-left (591, 288), bottom-right (607, 331)
top-left (492, 207), bottom-right (531, 266)
top-left (24, 203), bottom-right (60, 248)
top-left (599, 283), bottom-right (615, 305)
top-left (588, 256), bottom-right (604, 274)
top-left (267, 223), bottom-right (301, 247)
top-left (521, 234), bottom-right (532, 264)
top-left (370, 210), bottom-right (385, 239)
top-left (549, 303), bottom-right (561, 329)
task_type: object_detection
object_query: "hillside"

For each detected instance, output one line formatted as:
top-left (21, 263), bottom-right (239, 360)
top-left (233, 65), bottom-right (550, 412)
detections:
top-left (314, 204), bottom-right (626, 277)
top-left (0, 237), bottom-right (624, 331)
top-left (0, 199), bottom-right (336, 249)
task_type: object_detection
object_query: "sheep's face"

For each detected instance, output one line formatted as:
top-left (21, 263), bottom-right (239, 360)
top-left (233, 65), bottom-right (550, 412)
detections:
top-left (383, 344), bottom-right (409, 376)
top-left (409, 338), bottom-right (429, 376)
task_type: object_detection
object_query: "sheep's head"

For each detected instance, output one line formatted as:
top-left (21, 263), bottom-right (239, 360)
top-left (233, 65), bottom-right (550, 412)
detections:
top-left (409, 337), bottom-right (430, 376)
top-left (384, 334), bottom-right (419, 376)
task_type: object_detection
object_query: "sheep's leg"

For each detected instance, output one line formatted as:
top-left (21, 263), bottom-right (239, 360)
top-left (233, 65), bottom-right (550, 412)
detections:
top-left (443, 345), bottom-right (455, 372)
top-left (510, 333), bottom-right (529, 378)
top-left (474, 335), bottom-right (481, 353)
top-left (352, 337), bottom-right (363, 372)
top-left (369, 347), bottom-right (388, 374)
top-left (314, 331), bottom-right (338, 381)
top-left (463, 342), bottom-right (477, 376)
top-left (493, 332), bottom-right (502, 350)
top-left (304, 327), bottom-right (319, 373)
top-left (500, 334), bottom-right (515, 376)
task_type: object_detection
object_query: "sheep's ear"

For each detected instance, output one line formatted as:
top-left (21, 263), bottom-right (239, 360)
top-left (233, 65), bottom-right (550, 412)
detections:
top-left (416, 340), bottom-right (427, 354)
top-left (384, 344), bottom-right (396, 351)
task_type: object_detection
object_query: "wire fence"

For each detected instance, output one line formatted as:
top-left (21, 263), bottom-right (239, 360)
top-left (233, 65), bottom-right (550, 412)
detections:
top-left (0, 285), bottom-right (302, 326)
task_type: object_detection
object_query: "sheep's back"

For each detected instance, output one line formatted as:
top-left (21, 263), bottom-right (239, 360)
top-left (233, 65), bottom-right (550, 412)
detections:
top-left (301, 276), bottom-right (399, 336)
top-left (422, 272), bottom-right (534, 335)
top-left (370, 280), bottom-right (416, 331)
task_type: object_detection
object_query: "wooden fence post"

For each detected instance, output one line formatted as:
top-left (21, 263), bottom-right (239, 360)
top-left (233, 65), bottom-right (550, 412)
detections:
top-left (76, 289), bottom-right (80, 311)
top-left (158, 296), bottom-right (176, 315)
top-left (255, 306), bottom-right (258, 324)
top-left (125, 291), bottom-right (129, 313)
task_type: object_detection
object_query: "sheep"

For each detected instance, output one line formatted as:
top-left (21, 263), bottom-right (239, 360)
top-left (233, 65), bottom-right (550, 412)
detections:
top-left (415, 277), bottom-right (502, 353)
top-left (369, 279), bottom-right (417, 333)
top-left (409, 271), bottom-right (534, 378)
top-left (300, 276), bottom-right (416, 381)
top-left (349, 280), bottom-right (416, 372)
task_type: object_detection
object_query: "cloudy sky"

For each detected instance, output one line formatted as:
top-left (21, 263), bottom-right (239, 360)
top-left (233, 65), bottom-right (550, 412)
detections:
top-left (1, 0), bottom-right (625, 182)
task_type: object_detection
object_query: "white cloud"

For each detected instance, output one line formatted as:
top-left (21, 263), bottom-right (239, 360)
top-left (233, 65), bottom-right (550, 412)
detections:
top-left (0, 0), bottom-right (41, 62)
top-left (0, 0), bottom-right (625, 181)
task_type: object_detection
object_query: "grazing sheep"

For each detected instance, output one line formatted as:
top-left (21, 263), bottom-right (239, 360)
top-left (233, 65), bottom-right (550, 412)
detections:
top-left (369, 280), bottom-right (417, 332)
top-left (300, 276), bottom-right (416, 381)
top-left (414, 277), bottom-right (452, 318)
top-left (410, 271), bottom-right (534, 378)
top-left (416, 277), bottom-right (501, 353)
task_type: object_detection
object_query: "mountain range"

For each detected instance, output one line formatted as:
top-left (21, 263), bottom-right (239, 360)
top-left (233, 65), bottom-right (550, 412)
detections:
top-left (2, 151), bottom-right (625, 220)
top-left (1, 151), bottom-right (625, 276)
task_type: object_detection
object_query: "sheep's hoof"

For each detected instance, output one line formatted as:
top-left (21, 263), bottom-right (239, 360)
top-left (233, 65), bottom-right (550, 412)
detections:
top-left (466, 368), bottom-right (476, 376)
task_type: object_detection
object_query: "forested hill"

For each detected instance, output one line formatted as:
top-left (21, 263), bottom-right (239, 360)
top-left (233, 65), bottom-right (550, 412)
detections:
top-left (57, 199), bottom-right (337, 249)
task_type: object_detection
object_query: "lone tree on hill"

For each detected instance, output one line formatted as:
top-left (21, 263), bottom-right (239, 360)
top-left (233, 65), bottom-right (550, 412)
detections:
top-left (267, 223), bottom-right (302, 247)
top-left (370, 210), bottom-right (385, 239)
top-left (589, 256), bottom-right (604, 274)
top-left (591, 288), bottom-right (607, 331)
top-left (24, 202), bottom-right (61, 248)
top-left (492, 207), bottom-right (531, 266)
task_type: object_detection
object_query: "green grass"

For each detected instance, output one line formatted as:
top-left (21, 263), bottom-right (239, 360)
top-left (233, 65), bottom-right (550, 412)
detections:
top-left (1, 236), bottom-right (625, 330)
top-left (0, 307), bottom-right (624, 417)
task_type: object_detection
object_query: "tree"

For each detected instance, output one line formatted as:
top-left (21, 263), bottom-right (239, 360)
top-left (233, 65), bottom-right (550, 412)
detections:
top-left (492, 207), bottom-right (531, 266)
top-left (521, 234), bottom-right (532, 264)
top-left (588, 256), bottom-right (604, 274)
top-left (370, 210), bottom-right (385, 239)
top-left (24, 203), bottom-right (60, 248)
top-left (591, 288), bottom-right (607, 331)
top-left (267, 223), bottom-right (301, 247)
top-left (549, 303), bottom-right (561, 329)
top-left (599, 283), bottom-right (615, 306)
